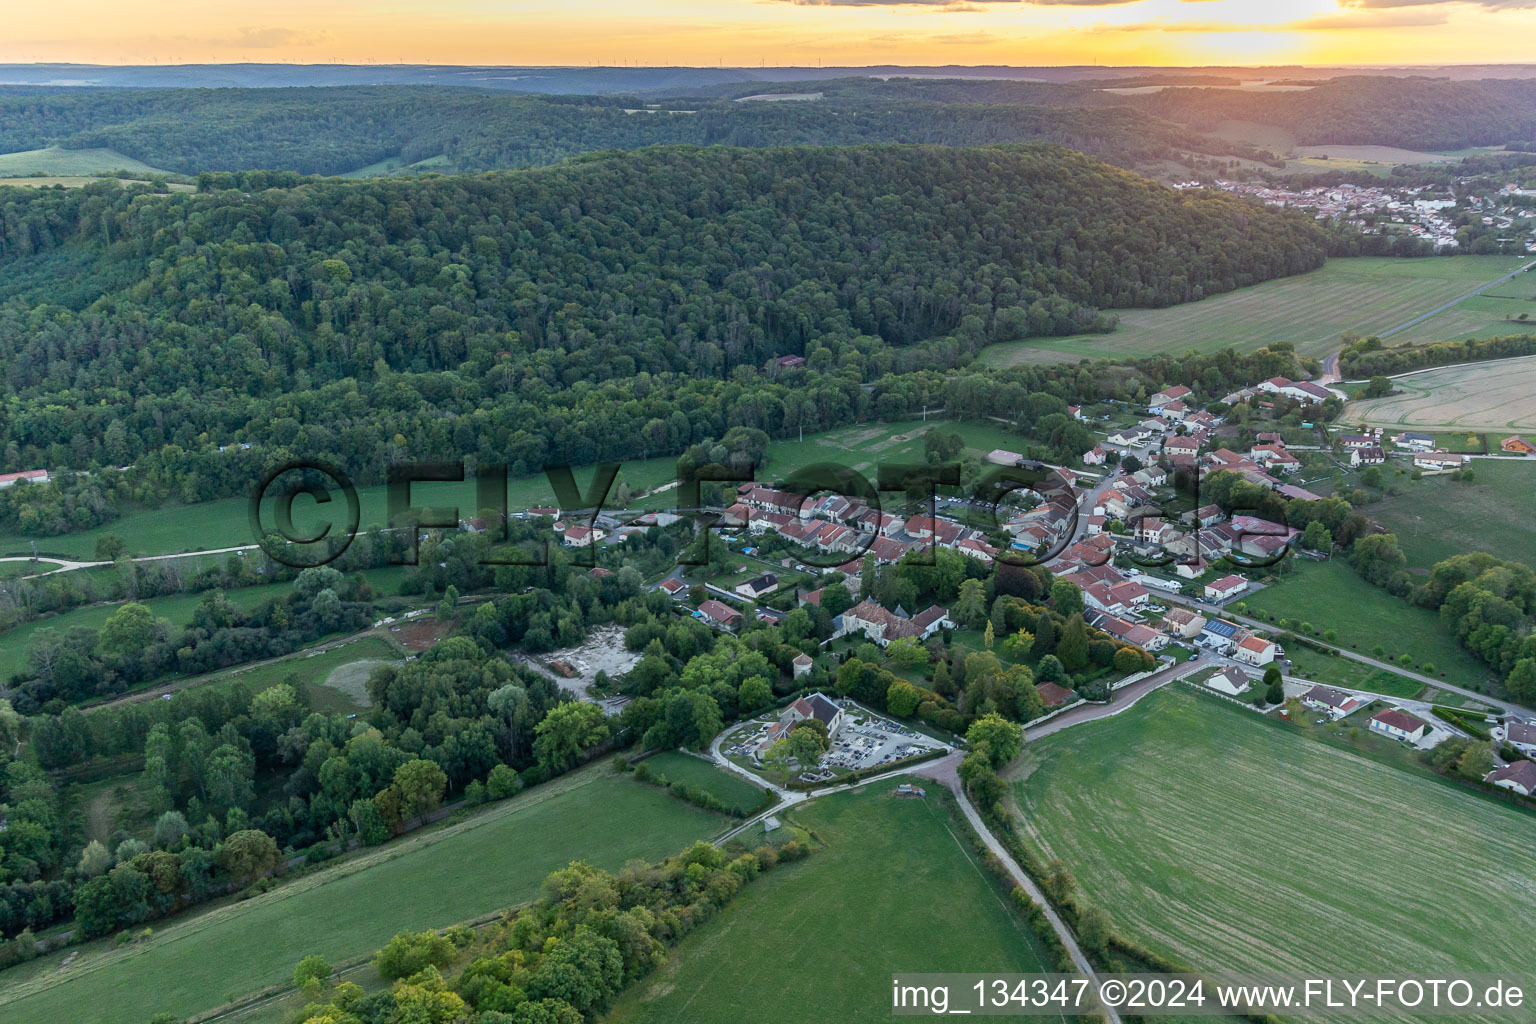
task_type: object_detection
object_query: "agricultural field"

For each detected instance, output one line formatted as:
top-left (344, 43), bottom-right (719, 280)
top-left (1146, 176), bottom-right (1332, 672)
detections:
top-left (1370, 457), bottom-right (1536, 569)
top-left (1240, 561), bottom-right (1490, 689)
top-left (1346, 353), bottom-right (1536, 432)
top-left (0, 768), bottom-right (727, 1024)
top-left (636, 751), bottom-right (773, 816)
top-left (979, 256), bottom-right (1530, 366)
top-left (606, 780), bottom-right (1066, 1024)
top-left (0, 146), bottom-right (175, 177)
top-left (1011, 688), bottom-right (1536, 1011)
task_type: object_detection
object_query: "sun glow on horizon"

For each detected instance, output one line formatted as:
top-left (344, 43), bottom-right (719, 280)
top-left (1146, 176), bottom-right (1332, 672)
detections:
top-left (3, 0), bottom-right (1536, 69)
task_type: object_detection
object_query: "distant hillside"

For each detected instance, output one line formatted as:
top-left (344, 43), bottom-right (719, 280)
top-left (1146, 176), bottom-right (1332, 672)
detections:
top-left (0, 85), bottom-right (1269, 178)
top-left (1131, 76), bottom-right (1536, 152)
top-left (0, 143), bottom-right (1326, 486)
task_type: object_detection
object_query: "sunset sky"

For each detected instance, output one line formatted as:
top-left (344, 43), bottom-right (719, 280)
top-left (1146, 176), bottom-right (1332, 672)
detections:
top-left (4, 0), bottom-right (1536, 68)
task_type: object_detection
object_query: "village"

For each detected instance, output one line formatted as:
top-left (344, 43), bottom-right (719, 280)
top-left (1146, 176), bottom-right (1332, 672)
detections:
top-left (1199, 179), bottom-right (1536, 253)
top-left (510, 373), bottom-right (1536, 800)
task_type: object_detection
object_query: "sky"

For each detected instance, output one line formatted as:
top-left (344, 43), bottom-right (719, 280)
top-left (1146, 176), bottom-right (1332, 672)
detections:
top-left (4, 0), bottom-right (1536, 68)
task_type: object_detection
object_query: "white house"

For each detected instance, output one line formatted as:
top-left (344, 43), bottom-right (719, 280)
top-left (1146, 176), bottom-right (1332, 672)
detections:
top-left (1083, 447), bottom-right (1107, 466)
top-left (1484, 760), bottom-right (1536, 797)
top-left (1204, 575), bottom-right (1248, 602)
top-left (1303, 685), bottom-right (1361, 718)
top-left (1206, 666), bottom-right (1253, 697)
top-left (791, 653), bottom-right (814, 679)
top-left (1369, 708), bottom-right (1428, 743)
top-left (1108, 427), bottom-right (1151, 447)
top-left (1232, 634), bottom-right (1280, 666)
top-left (1350, 445), bottom-right (1386, 467)
top-left (736, 574), bottom-right (779, 600)
top-left (558, 523), bottom-right (607, 547)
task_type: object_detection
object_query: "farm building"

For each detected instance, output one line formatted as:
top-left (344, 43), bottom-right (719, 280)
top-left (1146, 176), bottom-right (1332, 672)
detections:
top-left (0, 469), bottom-right (50, 488)
top-left (1412, 452), bottom-right (1469, 473)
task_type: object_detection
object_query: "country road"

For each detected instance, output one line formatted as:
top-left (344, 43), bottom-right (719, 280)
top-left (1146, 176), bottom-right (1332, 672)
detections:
top-left (1160, 591), bottom-right (1524, 717)
top-left (1376, 261), bottom-right (1533, 341)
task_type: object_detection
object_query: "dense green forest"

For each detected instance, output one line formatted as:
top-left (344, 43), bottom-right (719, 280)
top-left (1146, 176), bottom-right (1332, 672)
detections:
top-left (0, 85), bottom-right (1265, 177)
top-left (0, 144), bottom-right (1324, 516)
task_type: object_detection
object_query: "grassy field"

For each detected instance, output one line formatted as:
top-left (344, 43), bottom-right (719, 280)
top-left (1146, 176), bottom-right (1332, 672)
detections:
top-left (606, 780), bottom-right (1065, 1024)
top-left (1370, 457), bottom-right (1536, 569)
top-left (979, 256), bottom-right (1531, 366)
top-left (0, 146), bottom-right (174, 177)
top-left (1280, 645), bottom-right (1434, 698)
top-left (637, 751), bottom-right (773, 816)
top-left (0, 767), bottom-right (726, 1024)
top-left (1240, 561), bottom-right (1490, 688)
top-left (0, 565), bottom-right (411, 679)
top-left (1, 418), bottom-right (1037, 559)
top-left (1346, 353), bottom-right (1536, 431)
top-left (1011, 688), bottom-right (1536, 1009)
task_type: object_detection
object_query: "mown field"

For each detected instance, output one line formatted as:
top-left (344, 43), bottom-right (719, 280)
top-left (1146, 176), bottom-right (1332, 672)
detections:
top-left (606, 780), bottom-right (1066, 1024)
top-left (0, 146), bottom-right (174, 177)
top-left (1370, 457), bottom-right (1536, 569)
top-left (0, 768), bottom-right (726, 1024)
top-left (1011, 688), bottom-right (1536, 1012)
top-left (1346, 353), bottom-right (1536, 431)
top-left (1240, 561), bottom-right (1490, 689)
top-left (980, 256), bottom-right (1530, 366)
top-left (637, 751), bottom-right (772, 816)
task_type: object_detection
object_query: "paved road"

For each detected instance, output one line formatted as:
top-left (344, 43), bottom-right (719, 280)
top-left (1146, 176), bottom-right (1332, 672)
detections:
top-left (1376, 262), bottom-right (1533, 341)
top-left (1160, 591), bottom-right (1524, 717)
top-left (0, 544), bottom-right (261, 581)
top-left (1025, 655), bottom-right (1212, 741)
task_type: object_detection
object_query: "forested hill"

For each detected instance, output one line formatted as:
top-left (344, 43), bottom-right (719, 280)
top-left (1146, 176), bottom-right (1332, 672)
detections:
top-left (1131, 76), bottom-right (1536, 152)
top-left (0, 85), bottom-right (1263, 178)
top-left (0, 144), bottom-right (1323, 494)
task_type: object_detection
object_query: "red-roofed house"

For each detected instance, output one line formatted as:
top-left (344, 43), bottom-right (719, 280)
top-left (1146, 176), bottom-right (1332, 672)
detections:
top-left (1232, 634), bottom-right (1280, 666)
top-left (1369, 708), bottom-right (1428, 743)
top-left (697, 599), bottom-right (743, 629)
